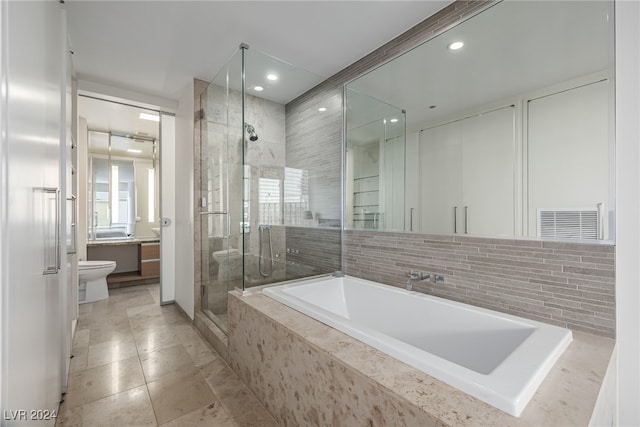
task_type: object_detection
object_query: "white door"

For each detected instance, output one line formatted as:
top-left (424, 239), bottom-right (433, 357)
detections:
top-left (419, 121), bottom-right (462, 234)
top-left (461, 106), bottom-right (515, 236)
top-left (2, 1), bottom-right (65, 423)
top-left (527, 80), bottom-right (610, 237)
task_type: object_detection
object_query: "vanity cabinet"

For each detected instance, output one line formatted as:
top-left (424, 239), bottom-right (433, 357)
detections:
top-left (419, 105), bottom-right (515, 236)
top-left (140, 242), bottom-right (160, 278)
top-left (87, 239), bottom-right (160, 284)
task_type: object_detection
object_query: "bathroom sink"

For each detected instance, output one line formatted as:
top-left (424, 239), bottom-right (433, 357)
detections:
top-left (151, 227), bottom-right (161, 237)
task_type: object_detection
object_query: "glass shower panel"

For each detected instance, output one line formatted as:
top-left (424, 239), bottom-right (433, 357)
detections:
top-left (240, 48), bottom-right (331, 290)
top-left (345, 89), bottom-right (406, 231)
top-left (199, 49), bottom-right (243, 332)
top-left (199, 44), bottom-right (342, 328)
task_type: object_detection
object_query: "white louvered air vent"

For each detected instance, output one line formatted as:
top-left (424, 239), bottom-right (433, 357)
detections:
top-left (537, 208), bottom-right (599, 240)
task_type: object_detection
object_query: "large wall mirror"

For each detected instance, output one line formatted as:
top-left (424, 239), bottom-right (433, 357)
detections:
top-left (345, 0), bottom-right (614, 242)
top-left (80, 96), bottom-right (161, 241)
top-left (88, 130), bottom-right (159, 240)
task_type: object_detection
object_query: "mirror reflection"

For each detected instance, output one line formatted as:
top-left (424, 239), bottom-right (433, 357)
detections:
top-left (88, 131), bottom-right (159, 240)
top-left (346, 90), bottom-right (405, 230)
top-left (345, 0), bottom-right (614, 241)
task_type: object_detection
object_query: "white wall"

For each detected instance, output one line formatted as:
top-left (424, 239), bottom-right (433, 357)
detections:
top-left (615, 1), bottom-right (640, 425)
top-left (174, 81), bottom-right (194, 318)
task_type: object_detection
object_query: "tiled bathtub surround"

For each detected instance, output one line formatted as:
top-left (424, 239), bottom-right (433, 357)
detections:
top-left (285, 226), bottom-right (341, 277)
top-left (229, 291), bottom-right (614, 426)
top-left (344, 230), bottom-right (615, 338)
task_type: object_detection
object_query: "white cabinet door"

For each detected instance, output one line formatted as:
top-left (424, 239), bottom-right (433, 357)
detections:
top-left (419, 121), bottom-right (462, 234)
top-left (462, 106), bottom-right (515, 236)
top-left (419, 106), bottom-right (515, 236)
top-left (2, 1), bottom-right (65, 423)
top-left (380, 135), bottom-right (405, 231)
top-left (405, 131), bottom-right (420, 232)
top-left (527, 80), bottom-right (610, 238)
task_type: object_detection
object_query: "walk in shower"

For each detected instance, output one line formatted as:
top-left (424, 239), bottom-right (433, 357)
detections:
top-left (198, 45), bottom-right (342, 332)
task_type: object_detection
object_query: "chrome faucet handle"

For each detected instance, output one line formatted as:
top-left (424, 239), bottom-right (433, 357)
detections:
top-left (408, 270), bottom-right (420, 280)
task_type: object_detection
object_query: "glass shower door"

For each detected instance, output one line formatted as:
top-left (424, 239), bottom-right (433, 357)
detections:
top-left (199, 49), bottom-right (243, 332)
top-left (199, 44), bottom-right (342, 330)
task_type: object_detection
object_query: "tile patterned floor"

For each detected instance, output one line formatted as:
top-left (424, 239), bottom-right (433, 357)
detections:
top-left (56, 284), bottom-right (278, 427)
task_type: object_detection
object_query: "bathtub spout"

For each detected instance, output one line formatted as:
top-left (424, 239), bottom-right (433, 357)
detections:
top-left (407, 271), bottom-right (420, 291)
top-left (407, 270), bottom-right (431, 291)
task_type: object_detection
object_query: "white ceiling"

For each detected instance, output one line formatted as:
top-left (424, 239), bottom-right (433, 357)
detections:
top-left (66, 1), bottom-right (452, 104)
top-left (79, 95), bottom-right (160, 138)
top-left (347, 0), bottom-right (612, 135)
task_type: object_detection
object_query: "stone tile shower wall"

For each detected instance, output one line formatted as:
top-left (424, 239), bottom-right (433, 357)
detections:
top-left (344, 231), bottom-right (615, 338)
top-left (285, 83), bottom-right (343, 226)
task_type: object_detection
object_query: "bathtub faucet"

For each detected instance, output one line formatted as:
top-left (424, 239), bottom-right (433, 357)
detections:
top-left (406, 270), bottom-right (431, 291)
top-left (407, 270), bottom-right (431, 291)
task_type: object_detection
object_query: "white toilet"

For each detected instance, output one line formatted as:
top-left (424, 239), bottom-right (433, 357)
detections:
top-left (78, 260), bottom-right (116, 304)
top-left (212, 248), bottom-right (243, 282)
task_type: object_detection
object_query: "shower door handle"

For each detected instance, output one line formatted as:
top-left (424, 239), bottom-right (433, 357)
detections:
top-left (200, 211), bottom-right (230, 237)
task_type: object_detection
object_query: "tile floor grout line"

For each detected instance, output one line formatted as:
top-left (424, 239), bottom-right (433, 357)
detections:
top-left (57, 283), bottom-right (279, 426)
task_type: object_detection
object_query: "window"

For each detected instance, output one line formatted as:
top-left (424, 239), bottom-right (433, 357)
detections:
top-left (284, 167), bottom-right (310, 224)
top-left (259, 178), bottom-right (281, 224)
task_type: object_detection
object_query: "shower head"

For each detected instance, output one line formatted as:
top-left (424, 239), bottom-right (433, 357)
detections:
top-left (244, 122), bottom-right (258, 142)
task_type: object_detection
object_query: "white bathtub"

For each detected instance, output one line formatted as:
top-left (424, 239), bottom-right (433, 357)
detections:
top-left (263, 275), bottom-right (572, 417)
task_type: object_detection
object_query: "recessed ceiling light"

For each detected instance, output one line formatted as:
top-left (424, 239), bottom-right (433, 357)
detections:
top-left (127, 148), bottom-right (142, 154)
top-left (253, 86), bottom-right (264, 92)
top-left (139, 113), bottom-right (160, 122)
top-left (318, 107), bottom-right (327, 112)
top-left (267, 74), bottom-right (278, 81)
top-left (390, 118), bottom-right (399, 123)
top-left (448, 41), bottom-right (464, 51)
